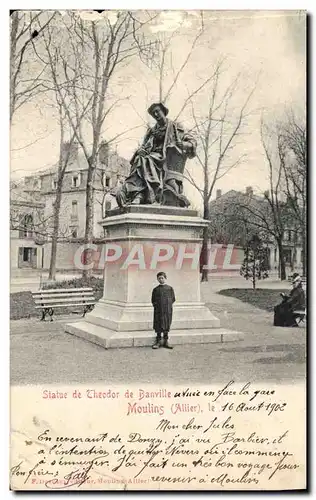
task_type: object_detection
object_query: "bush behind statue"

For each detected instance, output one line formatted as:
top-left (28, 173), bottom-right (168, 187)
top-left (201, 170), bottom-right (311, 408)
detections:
top-left (43, 276), bottom-right (104, 301)
top-left (240, 234), bottom-right (269, 290)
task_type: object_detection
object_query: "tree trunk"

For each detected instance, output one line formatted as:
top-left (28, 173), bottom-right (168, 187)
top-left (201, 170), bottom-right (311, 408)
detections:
top-left (48, 183), bottom-right (63, 281)
top-left (10, 13), bottom-right (19, 120)
top-left (252, 260), bottom-right (256, 290)
top-left (277, 238), bottom-right (286, 281)
top-left (82, 160), bottom-right (96, 278)
top-left (291, 247), bottom-right (296, 272)
top-left (201, 226), bottom-right (209, 282)
top-left (48, 119), bottom-right (72, 280)
top-left (302, 231), bottom-right (306, 277)
top-left (201, 203), bottom-right (210, 282)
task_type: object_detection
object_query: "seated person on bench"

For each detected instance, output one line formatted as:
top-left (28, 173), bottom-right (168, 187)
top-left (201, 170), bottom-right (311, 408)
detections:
top-left (274, 273), bottom-right (306, 327)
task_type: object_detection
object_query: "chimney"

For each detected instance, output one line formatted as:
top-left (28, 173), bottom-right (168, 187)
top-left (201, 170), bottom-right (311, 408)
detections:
top-left (62, 141), bottom-right (78, 164)
top-left (99, 140), bottom-right (110, 166)
top-left (216, 189), bottom-right (222, 199)
top-left (246, 186), bottom-right (253, 197)
top-left (263, 190), bottom-right (269, 199)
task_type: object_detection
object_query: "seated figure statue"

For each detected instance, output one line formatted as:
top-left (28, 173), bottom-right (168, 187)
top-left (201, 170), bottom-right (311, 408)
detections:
top-left (116, 102), bottom-right (197, 208)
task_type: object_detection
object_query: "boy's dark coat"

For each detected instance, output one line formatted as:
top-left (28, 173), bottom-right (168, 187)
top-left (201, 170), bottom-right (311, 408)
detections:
top-left (152, 284), bottom-right (176, 332)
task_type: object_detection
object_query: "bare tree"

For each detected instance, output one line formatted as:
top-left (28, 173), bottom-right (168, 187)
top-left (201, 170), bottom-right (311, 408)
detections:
top-left (33, 21), bottom-right (95, 280)
top-left (139, 15), bottom-right (204, 104)
top-left (260, 123), bottom-right (288, 280)
top-left (184, 61), bottom-right (255, 281)
top-left (48, 133), bottom-right (76, 281)
top-left (94, 146), bottom-right (129, 220)
top-left (230, 121), bottom-right (290, 280)
top-left (10, 176), bottom-right (82, 244)
top-left (10, 182), bottom-right (57, 242)
top-left (10, 10), bottom-right (56, 120)
top-left (38, 11), bottom-right (157, 276)
top-left (280, 112), bottom-right (306, 275)
top-left (208, 194), bottom-right (253, 247)
top-left (137, 12), bottom-right (226, 129)
top-left (214, 112), bottom-right (306, 281)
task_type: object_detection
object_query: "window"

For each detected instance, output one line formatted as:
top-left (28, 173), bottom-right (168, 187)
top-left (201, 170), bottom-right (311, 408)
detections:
top-left (20, 214), bottom-right (33, 238)
top-left (23, 247), bottom-right (32, 262)
top-left (72, 201), bottom-right (78, 216)
top-left (103, 173), bottom-right (111, 188)
top-left (19, 247), bottom-right (37, 268)
top-left (284, 249), bottom-right (292, 264)
top-left (72, 174), bottom-right (80, 188)
top-left (105, 201), bottom-right (111, 212)
top-left (71, 229), bottom-right (78, 238)
top-left (288, 231), bottom-right (292, 242)
top-left (35, 178), bottom-right (42, 190)
top-left (52, 179), bottom-right (57, 190)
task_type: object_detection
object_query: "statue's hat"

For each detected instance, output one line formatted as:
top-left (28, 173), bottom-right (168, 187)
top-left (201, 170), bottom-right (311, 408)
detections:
top-left (147, 102), bottom-right (169, 117)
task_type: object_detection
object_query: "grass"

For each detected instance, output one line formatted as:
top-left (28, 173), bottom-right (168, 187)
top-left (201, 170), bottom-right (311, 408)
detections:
top-left (10, 277), bottom-right (104, 321)
top-left (10, 291), bottom-right (37, 320)
top-left (218, 288), bottom-right (289, 312)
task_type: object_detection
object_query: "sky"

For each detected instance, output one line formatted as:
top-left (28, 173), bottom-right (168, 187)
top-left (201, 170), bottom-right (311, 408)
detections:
top-left (10, 9), bottom-right (306, 209)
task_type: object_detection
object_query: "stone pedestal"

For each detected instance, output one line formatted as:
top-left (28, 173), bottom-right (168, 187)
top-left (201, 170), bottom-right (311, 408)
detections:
top-left (65, 206), bottom-right (243, 347)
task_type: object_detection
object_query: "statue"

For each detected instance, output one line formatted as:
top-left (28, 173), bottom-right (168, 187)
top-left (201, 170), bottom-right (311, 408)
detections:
top-left (116, 102), bottom-right (197, 208)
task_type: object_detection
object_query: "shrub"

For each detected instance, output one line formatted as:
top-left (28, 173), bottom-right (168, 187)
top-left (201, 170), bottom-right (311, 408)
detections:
top-left (10, 291), bottom-right (36, 320)
top-left (43, 277), bottom-right (104, 300)
top-left (240, 234), bottom-right (269, 289)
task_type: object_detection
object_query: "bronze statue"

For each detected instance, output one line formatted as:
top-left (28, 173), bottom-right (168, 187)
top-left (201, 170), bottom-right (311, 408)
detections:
top-left (116, 102), bottom-right (197, 208)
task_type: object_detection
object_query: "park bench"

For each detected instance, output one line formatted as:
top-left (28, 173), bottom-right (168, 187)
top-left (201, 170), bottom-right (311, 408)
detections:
top-left (32, 288), bottom-right (96, 321)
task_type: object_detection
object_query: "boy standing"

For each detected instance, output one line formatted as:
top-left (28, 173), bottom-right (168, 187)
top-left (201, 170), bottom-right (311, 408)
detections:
top-left (151, 272), bottom-right (176, 349)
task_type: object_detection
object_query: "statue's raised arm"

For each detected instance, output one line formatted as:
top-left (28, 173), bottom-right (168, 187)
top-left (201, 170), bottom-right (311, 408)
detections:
top-left (116, 102), bottom-right (197, 208)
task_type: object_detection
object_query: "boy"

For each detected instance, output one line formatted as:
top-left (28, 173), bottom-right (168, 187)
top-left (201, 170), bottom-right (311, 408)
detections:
top-left (151, 272), bottom-right (176, 349)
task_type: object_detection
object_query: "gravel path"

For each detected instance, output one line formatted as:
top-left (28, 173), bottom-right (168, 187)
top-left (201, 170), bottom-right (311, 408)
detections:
top-left (10, 282), bottom-right (306, 386)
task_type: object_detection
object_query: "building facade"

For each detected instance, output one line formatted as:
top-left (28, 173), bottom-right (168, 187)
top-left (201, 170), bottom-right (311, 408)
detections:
top-left (11, 141), bottom-right (130, 272)
top-left (10, 185), bottom-right (46, 271)
top-left (209, 187), bottom-right (304, 274)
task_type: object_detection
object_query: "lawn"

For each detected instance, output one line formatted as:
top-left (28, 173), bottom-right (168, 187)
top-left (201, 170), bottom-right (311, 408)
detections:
top-left (10, 277), bottom-right (104, 320)
top-left (218, 288), bottom-right (289, 312)
top-left (10, 291), bottom-right (37, 320)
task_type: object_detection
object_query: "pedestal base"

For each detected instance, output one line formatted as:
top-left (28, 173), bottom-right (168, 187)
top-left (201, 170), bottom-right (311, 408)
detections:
top-left (81, 299), bottom-right (220, 331)
top-left (65, 206), bottom-right (244, 349)
top-left (65, 321), bottom-right (244, 349)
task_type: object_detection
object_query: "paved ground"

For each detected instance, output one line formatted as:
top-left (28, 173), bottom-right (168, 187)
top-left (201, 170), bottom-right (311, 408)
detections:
top-left (10, 279), bottom-right (306, 386)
